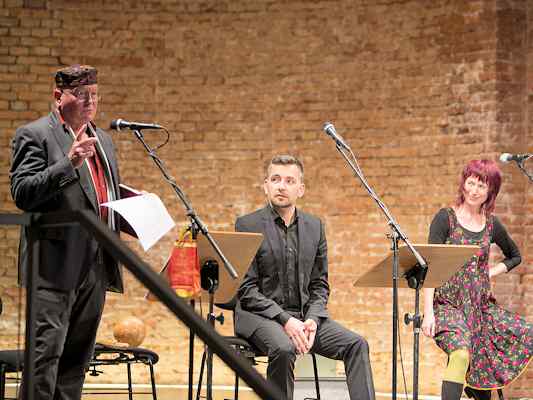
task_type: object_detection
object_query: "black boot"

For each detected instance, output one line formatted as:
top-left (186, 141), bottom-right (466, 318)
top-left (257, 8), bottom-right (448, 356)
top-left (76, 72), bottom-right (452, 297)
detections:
top-left (442, 380), bottom-right (464, 400)
top-left (464, 386), bottom-right (492, 400)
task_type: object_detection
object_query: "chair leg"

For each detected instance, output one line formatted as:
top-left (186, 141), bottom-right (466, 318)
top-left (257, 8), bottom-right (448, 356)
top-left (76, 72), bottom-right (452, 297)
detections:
top-left (0, 363), bottom-right (6, 400)
top-left (311, 353), bottom-right (321, 400)
top-left (127, 362), bottom-right (133, 400)
top-left (148, 361), bottom-right (158, 400)
top-left (196, 349), bottom-right (207, 400)
top-left (234, 370), bottom-right (239, 400)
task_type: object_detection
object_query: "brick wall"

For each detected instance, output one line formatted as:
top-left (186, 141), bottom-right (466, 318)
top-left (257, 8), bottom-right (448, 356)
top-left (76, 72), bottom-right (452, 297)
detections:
top-left (1, 0), bottom-right (532, 397)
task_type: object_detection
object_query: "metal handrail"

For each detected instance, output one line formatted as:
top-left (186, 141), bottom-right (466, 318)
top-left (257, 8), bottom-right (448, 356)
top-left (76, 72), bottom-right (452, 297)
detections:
top-left (0, 211), bottom-right (281, 400)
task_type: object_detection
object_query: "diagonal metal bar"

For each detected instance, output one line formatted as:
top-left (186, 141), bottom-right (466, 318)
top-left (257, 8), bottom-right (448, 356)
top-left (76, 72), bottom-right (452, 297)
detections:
top-left (0, 211), bottom-right (281, 400)
top-left (40, 211), bottom-right (281, 400)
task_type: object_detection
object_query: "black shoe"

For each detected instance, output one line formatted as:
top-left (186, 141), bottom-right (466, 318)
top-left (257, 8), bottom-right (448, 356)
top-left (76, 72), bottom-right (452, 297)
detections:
top-left (464, 386), bottom-right (492, 400)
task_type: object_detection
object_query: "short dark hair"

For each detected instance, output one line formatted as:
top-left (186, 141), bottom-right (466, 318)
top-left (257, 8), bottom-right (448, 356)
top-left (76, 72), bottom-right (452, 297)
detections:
top-left (266, 155), bottom-right (304, 180)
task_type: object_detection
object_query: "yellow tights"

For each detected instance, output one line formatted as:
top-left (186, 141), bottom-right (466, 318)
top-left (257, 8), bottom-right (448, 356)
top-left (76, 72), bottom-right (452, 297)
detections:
top-left (444, 348), bottom-right (470, 384)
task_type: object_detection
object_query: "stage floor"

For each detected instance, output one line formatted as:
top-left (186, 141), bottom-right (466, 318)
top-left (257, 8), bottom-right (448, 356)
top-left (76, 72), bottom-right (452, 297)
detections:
top-left (4, 381), bottom-right (473, 400)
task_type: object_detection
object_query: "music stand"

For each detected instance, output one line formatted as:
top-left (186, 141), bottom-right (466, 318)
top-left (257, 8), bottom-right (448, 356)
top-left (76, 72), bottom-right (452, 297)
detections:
top-left (196, 231), bottom-right (263, 400)
top-left (145, 230), bottom-right (262, 400)
top-left (355, 243), bottom-right (479, 399)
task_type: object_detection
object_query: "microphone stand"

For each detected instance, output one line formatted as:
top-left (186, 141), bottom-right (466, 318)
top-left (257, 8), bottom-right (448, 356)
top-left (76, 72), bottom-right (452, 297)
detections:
top-left (129, 128), bottom-right (238, 400)
top-left (516, 159), bottom-right (533, 183)
top-left (130, 129), bottom-right (237, 279)
top-left (331, 139), bottom-right (428, 400)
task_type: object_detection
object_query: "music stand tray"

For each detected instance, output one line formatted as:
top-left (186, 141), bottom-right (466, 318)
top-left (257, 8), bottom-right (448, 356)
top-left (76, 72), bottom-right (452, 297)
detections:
top-left (196, 231), bottom-right (262, 304)
top-left (145, 230), bottom-right (262, 302)
top-left (354, 243), bottom-right (479, 289)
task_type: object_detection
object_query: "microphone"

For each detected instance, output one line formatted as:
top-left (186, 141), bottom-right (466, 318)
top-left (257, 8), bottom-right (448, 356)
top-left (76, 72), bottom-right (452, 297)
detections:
top-left (499, 153), bottom-right (532, 164)
top-left (110, 119), bottom-right (163, 131)
top-left (323, 122), bottom-right (349, 149)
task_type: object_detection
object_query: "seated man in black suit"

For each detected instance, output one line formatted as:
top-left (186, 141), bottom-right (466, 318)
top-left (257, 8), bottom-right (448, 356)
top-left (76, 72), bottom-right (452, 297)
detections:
top-left (235, 154), bottom-right (375, 400)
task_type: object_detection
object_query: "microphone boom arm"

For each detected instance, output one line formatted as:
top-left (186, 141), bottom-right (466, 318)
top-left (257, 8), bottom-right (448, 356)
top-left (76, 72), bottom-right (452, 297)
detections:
top-left (516, 160), bottom-right (533, 183)
top-left (335, 144), bottom-right (428, 273)
top-left (130, 129), bottom-right (238, 279)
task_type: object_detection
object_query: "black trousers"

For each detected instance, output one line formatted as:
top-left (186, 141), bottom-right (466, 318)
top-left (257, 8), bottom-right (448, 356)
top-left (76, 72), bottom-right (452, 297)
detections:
top-left (249, 316), bottom-right (376, 400)
top-left (20, 263), bottom-right (107, 400)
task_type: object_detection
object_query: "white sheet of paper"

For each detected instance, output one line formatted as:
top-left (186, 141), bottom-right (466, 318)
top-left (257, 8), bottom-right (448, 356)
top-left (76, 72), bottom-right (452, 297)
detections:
top-left (102, 193), bottom-right (175, 251)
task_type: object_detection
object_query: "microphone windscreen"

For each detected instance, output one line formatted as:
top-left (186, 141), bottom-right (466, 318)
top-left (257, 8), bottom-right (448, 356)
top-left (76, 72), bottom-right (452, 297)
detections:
top-left (499, 153), bottom-right (512, 163)
top-left (110, 119), bottom-right (123, 131)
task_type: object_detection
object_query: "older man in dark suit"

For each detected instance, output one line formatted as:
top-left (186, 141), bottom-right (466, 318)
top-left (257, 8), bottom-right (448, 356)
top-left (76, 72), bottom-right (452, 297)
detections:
top-left (235, 155), bottom-right (375, 400)
top-left (10, 65), bottom-right (122, 400)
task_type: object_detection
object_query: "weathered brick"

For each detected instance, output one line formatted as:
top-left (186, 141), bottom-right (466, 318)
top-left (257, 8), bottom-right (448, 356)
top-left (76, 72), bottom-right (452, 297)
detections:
top-left (30, 27), bottom-right (50, 37)
top-left (0, 17), bottom-right (18, 27)
top-left (23, 0), bottom-right (46, 8)
top-left (0, 55), bottom-right (16, 63)
top-left (9, 100), bottom-right (27, 110)
top-left (8, 46), bottom-right (28, 56)
top-left (29, 46), bottom-right (50, 56)
top-left (1, 36), bottom-right (20, 46)
top-left (40, 18), bottom-right (60, 29)
top-left (7, 27), bottom-right (29, 37)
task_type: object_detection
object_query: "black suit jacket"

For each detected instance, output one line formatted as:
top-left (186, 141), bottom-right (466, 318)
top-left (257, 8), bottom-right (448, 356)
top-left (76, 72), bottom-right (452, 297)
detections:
top-left (10, 112), bottom-right (123, 292)
top-left (235, 206), bottom-right (330, 338)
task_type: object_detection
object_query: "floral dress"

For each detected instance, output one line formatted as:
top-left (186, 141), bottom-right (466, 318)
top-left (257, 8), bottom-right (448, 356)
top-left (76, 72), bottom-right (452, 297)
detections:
top-left (431, 208), bottom-right (533, 389)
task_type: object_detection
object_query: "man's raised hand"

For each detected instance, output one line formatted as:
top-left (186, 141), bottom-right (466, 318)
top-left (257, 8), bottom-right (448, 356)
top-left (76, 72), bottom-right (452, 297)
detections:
top-left (68, 129), bottom-right (96, 169)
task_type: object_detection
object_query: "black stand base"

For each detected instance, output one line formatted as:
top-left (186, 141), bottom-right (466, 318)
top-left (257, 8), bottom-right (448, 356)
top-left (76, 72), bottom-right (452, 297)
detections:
top-left (195, 259), bottom-right (221, 400)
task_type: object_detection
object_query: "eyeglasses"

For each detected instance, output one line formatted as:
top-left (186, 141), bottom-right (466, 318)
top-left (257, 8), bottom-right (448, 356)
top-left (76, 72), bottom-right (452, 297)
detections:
top-left (63, 88), bottom-right (101, 103)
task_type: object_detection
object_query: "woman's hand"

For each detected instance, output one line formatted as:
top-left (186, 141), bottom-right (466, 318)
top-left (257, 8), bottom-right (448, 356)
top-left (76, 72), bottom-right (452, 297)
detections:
top-left (422, 311), bottom-right (436, 338)
top-left (489, 262), bottom-right (507, 279)
top-left (422, 287), bottom-right (436, 337)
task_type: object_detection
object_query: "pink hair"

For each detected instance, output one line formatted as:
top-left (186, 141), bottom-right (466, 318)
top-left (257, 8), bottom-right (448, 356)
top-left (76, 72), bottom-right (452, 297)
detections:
top-left (456, 159), bottom-right (501, 215)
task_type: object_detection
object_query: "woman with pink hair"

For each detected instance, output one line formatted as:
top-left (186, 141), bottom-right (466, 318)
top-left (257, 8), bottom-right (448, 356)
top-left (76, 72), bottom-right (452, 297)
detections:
top-left (422, 159), bottom-right (532, 400)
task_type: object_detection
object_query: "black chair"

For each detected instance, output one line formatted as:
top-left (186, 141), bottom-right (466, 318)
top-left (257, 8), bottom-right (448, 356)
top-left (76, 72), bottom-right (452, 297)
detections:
top-left (221, 336), bottom-right (321, 400)
top-left (88, 343), bottom-right (159, 400)
top-left (0, 349), bottom-right (23, 400)
top-left (196, 299), bottom-right (321, 400)
top-left (0, 297), bottom-right (23, 400)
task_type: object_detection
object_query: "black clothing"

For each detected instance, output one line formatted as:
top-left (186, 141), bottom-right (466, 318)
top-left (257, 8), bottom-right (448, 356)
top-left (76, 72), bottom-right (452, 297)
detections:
top-left (10, 112), bottom-right (123, 291)
top-left (271, 207), bottom-right (301, 323)
top-left (428, 208), bottom-right (521, 271)
top-left (441, 381), bottom-right (464, 400)
top-left (250, 315), bottom-right (374, 400)
top-left (235, 206), bottom-right (329, 337)
top-left (10, 112), bottom-right (122, 400)
top-left (21, 263), bottom-right (107, 400)
top-left (464, 387), bottom-right (492, 400)
top-left (235, 205), bottom-right (375, 400)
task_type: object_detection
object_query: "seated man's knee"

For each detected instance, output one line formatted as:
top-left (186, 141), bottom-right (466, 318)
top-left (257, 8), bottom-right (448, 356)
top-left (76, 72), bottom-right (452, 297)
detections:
top-left (270, 340), bottom-right (297, 361)
top-left (350, 333), bottom-right (370, 354)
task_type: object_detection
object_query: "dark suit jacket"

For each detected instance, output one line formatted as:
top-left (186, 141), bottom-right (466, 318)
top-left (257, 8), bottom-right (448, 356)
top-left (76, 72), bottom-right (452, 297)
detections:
top-left (235, 206), bottom-right (330, 338)
top-left (9, 112), bottom-right (123, 292)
